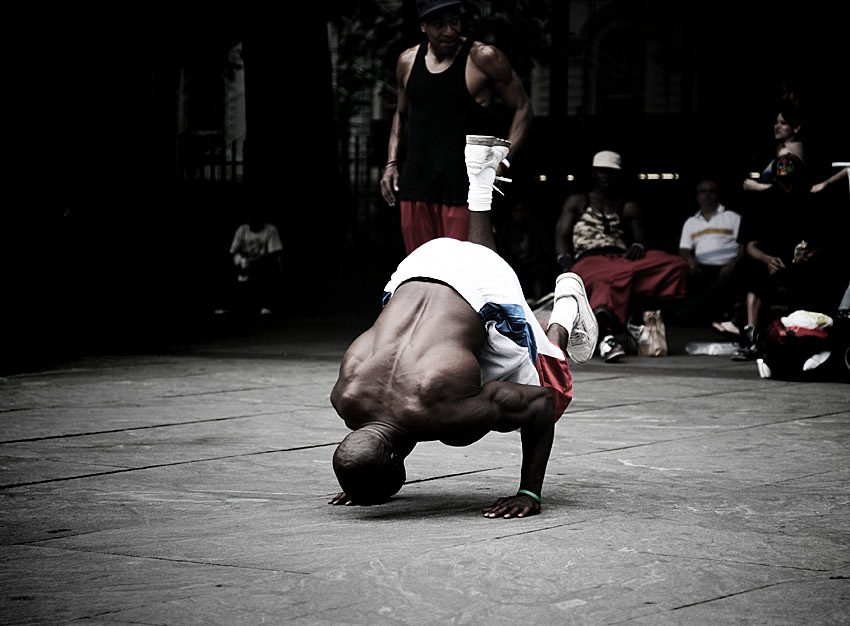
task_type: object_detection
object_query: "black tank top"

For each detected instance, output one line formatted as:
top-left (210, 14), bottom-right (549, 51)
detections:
top-left (399, 38), bottom-right (490, 205)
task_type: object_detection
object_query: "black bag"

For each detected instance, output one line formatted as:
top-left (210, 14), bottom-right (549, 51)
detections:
top-left (760, 316), bottom-right (849, 382)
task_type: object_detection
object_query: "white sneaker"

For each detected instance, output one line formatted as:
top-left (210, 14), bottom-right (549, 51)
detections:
top-left (599, 335), bottom-right (625, 363)
top-left (465, 135), bottom-right (511, 209)
top-left (554, 272), bottom-right (598, 363)
top-left (465, 135), bottom-right (510, 175)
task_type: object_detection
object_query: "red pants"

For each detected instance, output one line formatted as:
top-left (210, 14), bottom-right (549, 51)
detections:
top-left (400, 201), bottom-right (469, 254)
top-left (572, 251), bottom-right (689, 325)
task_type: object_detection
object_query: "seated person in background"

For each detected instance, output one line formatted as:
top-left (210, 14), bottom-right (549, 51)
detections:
top-left (676, 177), bottom-right (743, 330)
top-left (497, 201), bottom-right (554, 302)
top-left (734, 153), bottom-right (843, 361)
top-left (225, 208), bottom-right (284, 316)
top-left (742, 103), bottom-right (804, 193)
top-left (554, 150), bottom-right (689, 362)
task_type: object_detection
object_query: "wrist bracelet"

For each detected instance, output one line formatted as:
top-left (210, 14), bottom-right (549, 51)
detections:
top-left (517, 489), bottom-right (541, 504)
top-left (383, 161), bottom-right (398, 171)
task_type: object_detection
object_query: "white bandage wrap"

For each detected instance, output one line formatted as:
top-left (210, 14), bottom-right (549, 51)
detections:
top-left (467, 177), bottom-right (497, 211)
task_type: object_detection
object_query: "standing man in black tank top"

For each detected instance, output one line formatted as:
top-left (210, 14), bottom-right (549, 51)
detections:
top-left (380, 0), bottom-right (532, 255)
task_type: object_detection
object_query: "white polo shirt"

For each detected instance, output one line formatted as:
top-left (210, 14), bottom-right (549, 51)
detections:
top-left (679, 205), bottom-right (742, 266)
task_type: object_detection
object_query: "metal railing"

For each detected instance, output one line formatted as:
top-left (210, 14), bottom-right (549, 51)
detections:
top-left (176, 131), bottom-right (244, 183)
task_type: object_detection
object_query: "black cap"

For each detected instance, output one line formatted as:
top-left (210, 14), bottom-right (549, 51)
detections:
top-left (417, 0), bottom-right (462, 20)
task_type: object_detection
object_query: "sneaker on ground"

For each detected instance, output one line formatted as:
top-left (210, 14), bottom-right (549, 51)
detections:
top-left (554, 272), bottom-right (598, 363)
top-left (732, 325), bottom-right (758, 361)
top-left (599, 335), bottom-right (625, 362)
top-left (731, 343), bottom-right (758, 361)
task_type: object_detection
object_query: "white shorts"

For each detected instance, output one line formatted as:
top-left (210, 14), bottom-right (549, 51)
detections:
top-left (383, 238), bottom-right (572, 415)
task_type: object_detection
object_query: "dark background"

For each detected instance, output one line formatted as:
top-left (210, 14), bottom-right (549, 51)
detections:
top-left (4, 3), bottom-right (847, 372)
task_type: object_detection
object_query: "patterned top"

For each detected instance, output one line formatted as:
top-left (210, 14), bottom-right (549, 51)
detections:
top-left (572, 205), bottom-right (627, 259)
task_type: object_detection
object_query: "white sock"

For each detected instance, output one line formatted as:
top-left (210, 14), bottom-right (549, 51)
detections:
top-left (549, 296), bottom-right (578, 335)
top-left (467, 161), bottom-right (497, 212)
top-left (467, 179), bottom-right (495, 211)
top-left (466, 144), bottom-right (507, 211)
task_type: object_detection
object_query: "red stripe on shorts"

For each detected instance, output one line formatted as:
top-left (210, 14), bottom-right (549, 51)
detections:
top-left (535, 351), bottom-right (573, 421)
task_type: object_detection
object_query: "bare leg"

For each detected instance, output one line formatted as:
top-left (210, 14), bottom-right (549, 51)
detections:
top-left (746, 291), bottom-right (761, 328)
top-left (546, 323), bottom-right (569, 351)
top-left (468, 211), bottom-right (498, 252)
top-left (733, 291), bottom-right (761, 360)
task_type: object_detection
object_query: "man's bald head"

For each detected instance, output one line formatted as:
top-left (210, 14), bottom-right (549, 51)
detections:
top-left (333, 430), bottom-right (406, 505)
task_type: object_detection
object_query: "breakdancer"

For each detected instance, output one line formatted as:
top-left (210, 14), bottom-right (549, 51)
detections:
top-left (329, 136), bottom-right (597, 518)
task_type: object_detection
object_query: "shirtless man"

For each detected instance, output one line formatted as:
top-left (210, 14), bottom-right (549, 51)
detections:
top-left (330, 136), bottom-right (597, 519)
top-left (380, 0), bottom-right (532, 254)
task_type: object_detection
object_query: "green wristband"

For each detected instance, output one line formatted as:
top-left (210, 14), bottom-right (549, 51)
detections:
top-left (517, 489), bottom-right (541, 504)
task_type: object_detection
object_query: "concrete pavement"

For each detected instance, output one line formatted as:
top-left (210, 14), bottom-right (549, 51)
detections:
top-left (2, 314), bottom-right (848, 625)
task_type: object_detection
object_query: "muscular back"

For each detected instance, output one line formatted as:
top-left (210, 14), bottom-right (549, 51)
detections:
top-left (331, 281), bottom-right (485, 441)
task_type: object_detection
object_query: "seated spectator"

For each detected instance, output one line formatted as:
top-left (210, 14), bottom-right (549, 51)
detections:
top-left (743, 103), bottom-right (805, 193)
top-left (219, 208), bottom-right (284, 316)
top-left (734, 153), bottom-right (844, 360)
top-left (554, 151), bottom-right (689, 362)
top-left (675, 177), bottom-right (744, 329)
top-left (497, 202), bottom-right (554, 302)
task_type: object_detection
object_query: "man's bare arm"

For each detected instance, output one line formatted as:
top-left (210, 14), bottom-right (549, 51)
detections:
top-left (445, 381), bottom-right (555, 518)
top-left (380, 49), bottom-right (415, 206)
top-left (679, 247), bottom-right (699, 274)
top-left (623, 200), bottom-right (647, 259)
top-left (486, 382), bottom-right (554, 519)
top-left (497, 73), bottom-right (532, 157)
top-left (471, 43), bottom-right (532, 156)
top-left (554, 195), bottom-right (581, 258)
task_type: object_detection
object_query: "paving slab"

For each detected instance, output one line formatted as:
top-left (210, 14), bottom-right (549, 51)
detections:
top-left (1, 315), bottom-right (848, 625)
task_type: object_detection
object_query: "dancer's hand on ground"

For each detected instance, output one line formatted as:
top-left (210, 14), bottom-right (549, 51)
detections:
top-left (483, 494), bottom-right (540, 519)
top-left (329, 492), bottom-right (354, 506)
